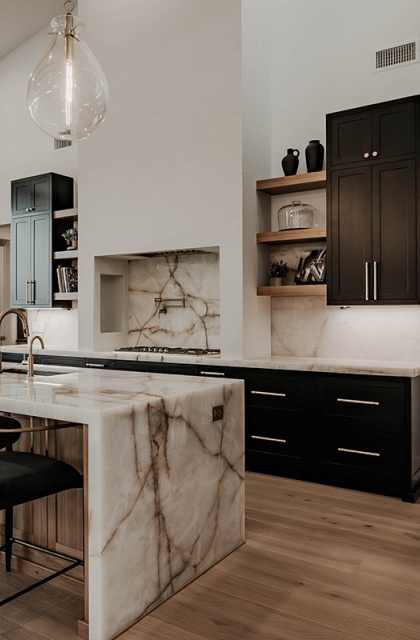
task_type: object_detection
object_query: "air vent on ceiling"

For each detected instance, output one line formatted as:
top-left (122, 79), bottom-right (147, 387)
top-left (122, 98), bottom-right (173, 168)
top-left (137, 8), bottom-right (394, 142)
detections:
top-left (374, 39), bottom-right (419, 71)
top-left (54, 138), bottom-right (72, 150)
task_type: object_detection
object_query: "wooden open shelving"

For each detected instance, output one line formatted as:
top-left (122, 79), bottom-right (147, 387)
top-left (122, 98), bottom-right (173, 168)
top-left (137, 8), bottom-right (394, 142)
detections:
top-left (256, 171), bottom-right (326, 196)
top-left (257, 284), bottom-right (327, 297)
top-left (257, 227), bottom-right (326, 245)
top-left (53, 292), bottom-right (78, 301)
top-left (53, 207), bottom-right (78, 220)
top-left (53, 249), bottom-right (79, 260)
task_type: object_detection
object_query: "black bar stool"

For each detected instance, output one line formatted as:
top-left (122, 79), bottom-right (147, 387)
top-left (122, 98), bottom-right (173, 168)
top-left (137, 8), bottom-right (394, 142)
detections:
top-left (0, 414), bottom-right (83, 606)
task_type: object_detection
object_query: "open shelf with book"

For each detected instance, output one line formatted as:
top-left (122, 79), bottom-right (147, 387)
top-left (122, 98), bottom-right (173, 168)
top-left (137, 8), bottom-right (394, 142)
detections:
top-left (52, 207), bottom-right (78, 307)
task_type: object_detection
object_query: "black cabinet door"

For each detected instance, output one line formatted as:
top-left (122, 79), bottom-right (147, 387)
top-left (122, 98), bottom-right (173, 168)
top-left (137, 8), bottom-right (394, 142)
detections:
top-left (329, 111), bottom-right (371, 166)
top-left (328, 166), bottom-right (372, 303)
top-left (371, 100), bottom-right (416, 160)
top-left (372, 159), bottom-right (418, 301)
top-left (31, 175), bottom-right (51, 213)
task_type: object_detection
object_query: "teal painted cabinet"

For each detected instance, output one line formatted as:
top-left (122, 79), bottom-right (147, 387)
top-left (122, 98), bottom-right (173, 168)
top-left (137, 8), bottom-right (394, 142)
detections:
top-left (10, 173), bottom-right (73, 308)
top-left (11, 213), bottom-right (51, 307)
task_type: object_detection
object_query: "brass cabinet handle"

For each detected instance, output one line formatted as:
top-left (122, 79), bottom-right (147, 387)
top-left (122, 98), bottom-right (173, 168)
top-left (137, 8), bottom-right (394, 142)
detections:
top-left (364, 152), bottom-right (370, 158)
top-left (372, 151), bottom-right (378, 157)
top-left (200, 371), bottom-right (225, 376)
top-left (337, 397), bottom-right (380, 406)
top-left (373, 261), bottom-right (378, 301)
top-left (252, 435), bottom-right (286, 444)
top-left (30, 280), bottom-right (35, 304)
top-left (251, 390), bottom-right (286, 397)
top-left (365, 262), bottom-right (369, 301)
top-left (25, 280), bottom-right (30, 305)
top-left (338, 447), bottom-right (380, 457)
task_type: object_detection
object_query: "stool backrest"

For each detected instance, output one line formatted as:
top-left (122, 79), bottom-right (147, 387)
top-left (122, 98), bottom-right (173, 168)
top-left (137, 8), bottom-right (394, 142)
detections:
top-left (0, 416), bottom-right (22, 449)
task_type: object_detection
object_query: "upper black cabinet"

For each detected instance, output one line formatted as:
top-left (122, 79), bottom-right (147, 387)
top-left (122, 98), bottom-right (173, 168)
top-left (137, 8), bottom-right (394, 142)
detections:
top-left (328, 97), bottom-right (417, 166)
top-left (327, 95), bottom-right (420, 305)
top-left (11, 173), bottom-right (73, 216)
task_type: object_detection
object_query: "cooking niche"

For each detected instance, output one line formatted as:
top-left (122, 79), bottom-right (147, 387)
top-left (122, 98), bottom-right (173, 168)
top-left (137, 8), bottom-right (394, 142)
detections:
top-left (124, 249), bottom-right (220, 354)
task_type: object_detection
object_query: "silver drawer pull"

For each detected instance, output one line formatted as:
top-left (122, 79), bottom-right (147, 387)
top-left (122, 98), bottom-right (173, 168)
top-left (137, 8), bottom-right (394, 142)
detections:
top-left (337, 397), bottom-right (379, 406)
top-left (86, 362), bottom-right (105, 368)
top-left (252, 435), bottom-right (286, 444)
top-left (338, 447), bottom-right (380, 457)
top-left (200, 371), bottom-right (225, 376)
top-left (251, 390), bottom-right (286, 397)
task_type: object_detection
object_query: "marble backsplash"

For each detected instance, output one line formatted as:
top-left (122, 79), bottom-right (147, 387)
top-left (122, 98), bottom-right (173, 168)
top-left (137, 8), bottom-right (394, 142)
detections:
top-left (128, 252), bottom-right (220, 349)
top-left (271, 295), bottom-right (420, 361)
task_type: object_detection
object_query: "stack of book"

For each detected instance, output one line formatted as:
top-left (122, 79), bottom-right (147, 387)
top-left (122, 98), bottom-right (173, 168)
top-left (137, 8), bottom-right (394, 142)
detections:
top-left (56, 266), bottom-right (78, 293)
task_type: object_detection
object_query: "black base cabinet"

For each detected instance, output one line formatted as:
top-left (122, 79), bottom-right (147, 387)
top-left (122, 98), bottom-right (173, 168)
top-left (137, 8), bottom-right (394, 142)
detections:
top-left (3, 352), bottom-right (419, 502)
top-left (244, 370), bottom-right (420, 503)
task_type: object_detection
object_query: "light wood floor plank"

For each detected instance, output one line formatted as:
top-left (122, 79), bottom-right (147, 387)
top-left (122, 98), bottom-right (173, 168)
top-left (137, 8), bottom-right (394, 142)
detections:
top-left (1, 473), bottom-right (420, 640)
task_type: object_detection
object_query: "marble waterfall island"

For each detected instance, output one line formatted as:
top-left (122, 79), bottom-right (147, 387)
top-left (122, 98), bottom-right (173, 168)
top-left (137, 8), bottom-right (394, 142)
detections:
top-left (0, 369), bottom-right (245, 640)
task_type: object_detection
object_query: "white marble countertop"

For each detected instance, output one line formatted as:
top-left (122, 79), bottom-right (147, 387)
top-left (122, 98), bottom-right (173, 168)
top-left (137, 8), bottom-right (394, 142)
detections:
top-left (0, 365), bottom-right (240, 421)
top-left (2, 345), bottom-right (420, 377)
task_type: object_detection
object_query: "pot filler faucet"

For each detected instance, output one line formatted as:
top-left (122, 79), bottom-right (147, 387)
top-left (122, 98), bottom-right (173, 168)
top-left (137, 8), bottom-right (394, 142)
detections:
top-left (0, 308), bottom-right (30, 374)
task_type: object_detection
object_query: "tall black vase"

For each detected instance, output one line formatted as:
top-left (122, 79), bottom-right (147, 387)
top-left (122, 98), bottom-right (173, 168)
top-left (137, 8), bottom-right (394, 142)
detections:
top-left (305, 140), bottom-right (324, 172)
top-left (281, 148), bottom-right (299, 176)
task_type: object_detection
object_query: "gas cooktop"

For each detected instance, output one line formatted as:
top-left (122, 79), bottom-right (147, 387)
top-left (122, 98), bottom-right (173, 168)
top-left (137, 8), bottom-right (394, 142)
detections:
top-left (115, 346), bottom-right (221, 356)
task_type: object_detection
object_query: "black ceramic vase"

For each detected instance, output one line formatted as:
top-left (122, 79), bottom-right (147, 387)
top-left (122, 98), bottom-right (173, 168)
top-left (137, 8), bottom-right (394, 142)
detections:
top-left (305, 140), bottom-right (324, 172)
top-left (281, 148), bottom-right (299, 176)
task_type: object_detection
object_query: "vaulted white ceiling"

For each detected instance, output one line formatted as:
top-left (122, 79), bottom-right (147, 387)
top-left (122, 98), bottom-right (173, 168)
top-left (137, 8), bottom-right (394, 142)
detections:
top-left (0, 0), bottom-right (68, 59)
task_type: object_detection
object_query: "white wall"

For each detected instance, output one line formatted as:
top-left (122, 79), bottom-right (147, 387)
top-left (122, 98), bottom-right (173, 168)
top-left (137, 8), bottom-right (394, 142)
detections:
top-left (268, 0), bottom-right (420, 361)
top-left (78, 0), bottom-right (243, 354)
top-left (241, 0), bottom-right (272, 358)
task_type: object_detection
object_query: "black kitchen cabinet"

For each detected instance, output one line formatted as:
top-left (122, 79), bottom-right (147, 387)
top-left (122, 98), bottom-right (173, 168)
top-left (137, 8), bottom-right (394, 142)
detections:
top-left (245, 372), bottom-right (316, 471)
top-left (10, 173), bottom-right (74, 308)
top-left (327, 95), bottom-right (420, 305)
top-left (328, 97), bottom-right (417, 166)
top-left (11, 173), bottom-right (73, 216)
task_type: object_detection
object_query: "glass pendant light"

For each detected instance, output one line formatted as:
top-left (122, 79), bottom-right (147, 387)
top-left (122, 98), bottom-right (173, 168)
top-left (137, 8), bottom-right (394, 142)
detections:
top-left (27, 0), bottom-right (109, 140)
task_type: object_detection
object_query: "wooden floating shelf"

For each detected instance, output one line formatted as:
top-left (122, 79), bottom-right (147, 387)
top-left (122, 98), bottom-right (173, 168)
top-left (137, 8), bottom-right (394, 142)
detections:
top-left (257, 284), bottom-right (327, 297)
top-left (53, 208), bottom-right (78, 219)
top-left (53, 292), bottom-right (78, 301)
top-left (257, 171), bottom-right (326, 196)
top-left (53, 250), bottom-right (79, 260)
top-left (257, 227), bottom-right (326, 245)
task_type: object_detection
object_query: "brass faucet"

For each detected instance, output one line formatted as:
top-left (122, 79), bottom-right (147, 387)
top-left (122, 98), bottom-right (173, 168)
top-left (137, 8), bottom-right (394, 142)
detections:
top-left (27, 335), bottom-right (45, 377)
top-left (0, 308), bottom-right (29, 374)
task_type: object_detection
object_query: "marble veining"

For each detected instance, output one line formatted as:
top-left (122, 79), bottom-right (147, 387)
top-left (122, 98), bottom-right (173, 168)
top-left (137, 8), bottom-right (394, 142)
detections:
top-left (0, 369), bottom-right (244, 640)
top-left (270, 295), bottom-right (420, 363)
top-left (128, 253), bottom-right (219, 350)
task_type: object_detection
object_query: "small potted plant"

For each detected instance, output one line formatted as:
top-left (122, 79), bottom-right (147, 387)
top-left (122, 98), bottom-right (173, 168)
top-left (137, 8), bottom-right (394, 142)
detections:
top-left (62, 227), bottom-right (78, 250)
top-left (269, 260), bottom-right (289, 286)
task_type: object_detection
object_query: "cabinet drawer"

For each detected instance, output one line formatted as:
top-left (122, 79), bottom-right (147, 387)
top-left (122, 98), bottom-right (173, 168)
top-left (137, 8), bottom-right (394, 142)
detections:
top-left (321, 426), bottom-right (406, 487)
top-left (246, 406), bottom-right (310, 459)
top-left (246, 375), bottom-right (311, 411)
top-left (323, 378), bottom-right (407, 432)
